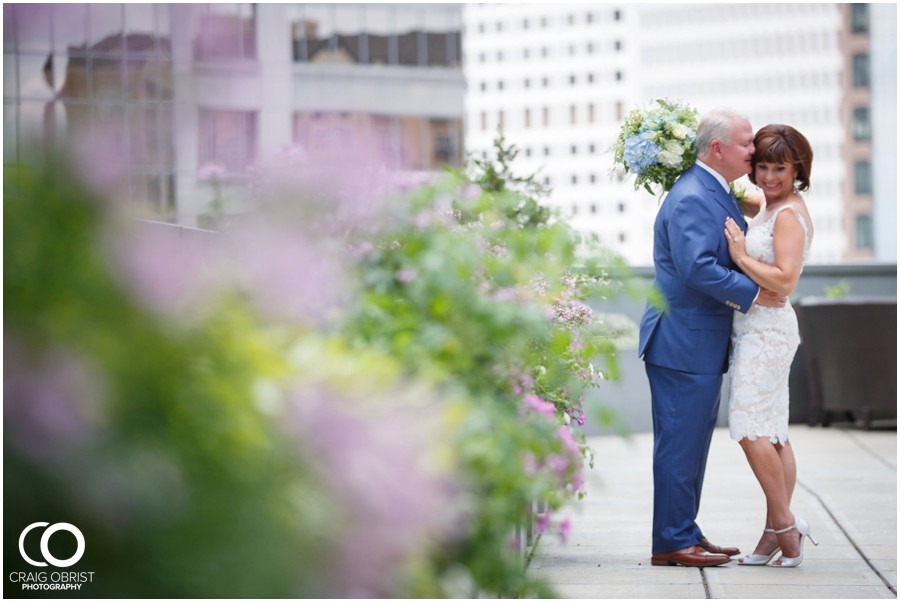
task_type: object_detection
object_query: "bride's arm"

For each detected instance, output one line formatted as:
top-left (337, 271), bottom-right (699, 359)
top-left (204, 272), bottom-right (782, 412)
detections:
top-left (724, 211), bottom-right (806, 297)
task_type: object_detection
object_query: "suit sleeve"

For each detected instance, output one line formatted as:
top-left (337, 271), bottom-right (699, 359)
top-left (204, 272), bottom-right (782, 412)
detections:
top-left (667, 193), bottom-right (759, 313)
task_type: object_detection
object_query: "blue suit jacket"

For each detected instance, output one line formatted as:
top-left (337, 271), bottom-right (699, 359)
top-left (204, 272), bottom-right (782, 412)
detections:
top-left (638, 164), bottom-right (759, 375)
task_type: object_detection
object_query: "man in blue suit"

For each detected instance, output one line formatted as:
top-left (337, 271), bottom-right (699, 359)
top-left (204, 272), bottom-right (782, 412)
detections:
top-left (639, 109), bottom-right (785, 567)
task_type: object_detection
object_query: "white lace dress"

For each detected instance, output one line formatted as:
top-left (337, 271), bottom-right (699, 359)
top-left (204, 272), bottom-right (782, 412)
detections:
top-left (728, 204), bottom-right (810, 445)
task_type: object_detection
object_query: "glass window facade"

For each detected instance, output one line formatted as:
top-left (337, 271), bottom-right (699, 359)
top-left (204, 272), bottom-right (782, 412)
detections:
top-left (6, 4), bottom-right (465, 223)
top-left (290, 4), bottom-right (461, 67)
top-left (4, 3), bottom-right (177, 217)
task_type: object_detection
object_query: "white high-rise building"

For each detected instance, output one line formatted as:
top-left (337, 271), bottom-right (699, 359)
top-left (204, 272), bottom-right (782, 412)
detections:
top-left (464, 3), bottom-right (868, 266)
top-left (463, 5), bottom-right (648, 262)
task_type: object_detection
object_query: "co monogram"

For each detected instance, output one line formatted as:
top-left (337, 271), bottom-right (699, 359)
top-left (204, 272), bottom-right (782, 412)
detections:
top-left (18, 523), bottom-right (85, 568)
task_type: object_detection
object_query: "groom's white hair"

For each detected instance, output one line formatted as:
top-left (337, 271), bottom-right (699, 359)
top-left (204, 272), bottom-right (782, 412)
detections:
top-left (696, 108), bottom-right (750, 156)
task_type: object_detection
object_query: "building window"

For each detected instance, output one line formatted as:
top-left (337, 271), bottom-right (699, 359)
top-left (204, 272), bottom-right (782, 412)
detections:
top-left (497, 80), bottom-right (504, 91)
top-left (195, 5), bottom-right (257, 62)
top-left (852, 53), bottom-right (870, 88)
top-left (587, 73), bottom-right (594, 84)
top-left (615, 70), bottom-right (623, 81)
top-left (587, 103), bottom-right (595, 123)
top-left (480, 82), bottom-right (487, 92)
top-left (429, 118), bottom-right (462, 168)
top-left (199, 108), bottom-right (257, 175)
top-left (569, 105), bottom-right (577, 124)
top-left (590, 203), bottom-right (597, 214)
top-left (525, 147), bottom-right (532, 157)
top-left (542, 107), bottom-right (550, 127)
top-left (854, 160), bottom-right (872, 194)
top-left (524, 78), bottom-right (530, 89)
top-left (589, 144), bottom-right (596, 154)
top-left (851, 4), bottom-right (869, 34)
top-left (855, 214), bottom-right (874, 249)
top-left (523, 48), bottom-right (530, 59)
top-left (589, 173), bottom-right (596, 183)
top-left (569, 75), bottom-right (576, 85)
top-left (571, 175), bottom-right (577, 185)
top-left (543, 146), bottom-right (550, 156)
top-left (524, 108), bottom-right (531, 129)
top-left (614, 40), bottom-right (622, 51)
top-left (853, 107), bottom-right (871, 140)
top-left (481, 111), bottom-right (488, 131)
top-left (541, 77), bottom-right (549, 87)
top-left (522, 18), bottom-right (529, 30)
top-left (497, 110), bottom-right (504, 128)
top-left (613, 9), bottom-right (621, 21)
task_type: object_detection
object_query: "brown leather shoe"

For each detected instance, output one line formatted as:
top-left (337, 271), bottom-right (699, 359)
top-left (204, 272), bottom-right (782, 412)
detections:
top-left (697, 538), bottom-right (740, 557)
top-left (651, 545), bottom-right (732, 567)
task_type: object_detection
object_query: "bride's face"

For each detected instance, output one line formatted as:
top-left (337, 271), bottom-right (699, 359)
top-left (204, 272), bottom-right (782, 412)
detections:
top-left (755, 161), bottom-right (797, 202)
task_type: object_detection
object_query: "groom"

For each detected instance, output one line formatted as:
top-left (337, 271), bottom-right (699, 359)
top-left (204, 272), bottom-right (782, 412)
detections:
top-left (639, 108), bottom-right (784, 567)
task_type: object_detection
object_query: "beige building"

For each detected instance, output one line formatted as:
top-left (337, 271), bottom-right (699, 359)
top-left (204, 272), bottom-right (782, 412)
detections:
top-left (840, 3), bottom-right (874, 260)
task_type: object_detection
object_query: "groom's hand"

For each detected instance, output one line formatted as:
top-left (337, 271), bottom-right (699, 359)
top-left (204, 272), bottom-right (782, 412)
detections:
top-left (754, 288), bottom-right (787, 308)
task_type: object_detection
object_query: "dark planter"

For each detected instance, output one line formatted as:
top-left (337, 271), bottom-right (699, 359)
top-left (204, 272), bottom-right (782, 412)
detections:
top-left (795, 297), bottom-right (897, 429)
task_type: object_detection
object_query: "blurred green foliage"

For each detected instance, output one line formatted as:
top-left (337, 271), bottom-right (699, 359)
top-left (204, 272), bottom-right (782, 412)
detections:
top-left (4, 137), bottom-right (632, 598)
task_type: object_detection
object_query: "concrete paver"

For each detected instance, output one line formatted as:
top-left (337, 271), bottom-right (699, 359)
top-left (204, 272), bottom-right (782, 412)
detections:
top-left (529, 426), bottom-right (897, 599)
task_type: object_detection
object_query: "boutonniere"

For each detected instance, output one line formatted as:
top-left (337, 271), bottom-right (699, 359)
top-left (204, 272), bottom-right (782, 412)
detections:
top-left (730, 182), bottom-right (747, 205)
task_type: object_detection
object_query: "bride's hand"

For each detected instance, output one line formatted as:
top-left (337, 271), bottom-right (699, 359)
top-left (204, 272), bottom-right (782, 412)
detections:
top-left (724, 217), bottom-right (747, 264)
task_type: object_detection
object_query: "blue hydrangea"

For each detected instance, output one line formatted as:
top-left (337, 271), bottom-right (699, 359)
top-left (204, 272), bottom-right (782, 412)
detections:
top-left (623, 133), bottom-right (661, 175)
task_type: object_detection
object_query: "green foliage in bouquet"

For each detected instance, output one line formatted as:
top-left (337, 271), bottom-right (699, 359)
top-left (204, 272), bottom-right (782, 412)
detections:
top-left (612, 99), bottom-right (699, 197)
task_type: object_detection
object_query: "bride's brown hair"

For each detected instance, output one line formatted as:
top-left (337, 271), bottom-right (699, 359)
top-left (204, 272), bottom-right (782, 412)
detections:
top-left (749, 124), bottom-right (814, 192)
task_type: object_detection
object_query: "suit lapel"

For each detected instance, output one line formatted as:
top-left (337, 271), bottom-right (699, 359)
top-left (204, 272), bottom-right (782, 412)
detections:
top-left (692, 166), bottom-right (747, 230)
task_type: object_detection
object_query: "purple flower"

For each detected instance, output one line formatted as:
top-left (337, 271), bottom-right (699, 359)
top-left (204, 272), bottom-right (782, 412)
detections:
top-left (524, 394), bottom-right (555, 417)
top-left (559, 518), bottom-right (571, 544)
top-left (279, 381), bottom-right (460, 597)
top-left (4, 338), bottom-right (105, 463)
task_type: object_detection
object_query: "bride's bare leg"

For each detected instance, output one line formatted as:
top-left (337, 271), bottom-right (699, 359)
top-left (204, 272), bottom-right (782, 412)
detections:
top-left (752, 441), bottom-right (797, 555)
top-left (739, 437), bottom-right (799, 558)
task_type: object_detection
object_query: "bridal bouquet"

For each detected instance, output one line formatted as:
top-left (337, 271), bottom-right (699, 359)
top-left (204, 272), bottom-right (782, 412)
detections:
top-left (612, 99), bottom-right (699, 196)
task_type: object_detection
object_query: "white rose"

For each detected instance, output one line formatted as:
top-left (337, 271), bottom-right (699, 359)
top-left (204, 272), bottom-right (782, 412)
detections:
top-left (664, 140), bottom-right (685, 155)
top-left (671, 123), bottom-right (690, 139)
top-left (658, 150), bottom-right (683, 168)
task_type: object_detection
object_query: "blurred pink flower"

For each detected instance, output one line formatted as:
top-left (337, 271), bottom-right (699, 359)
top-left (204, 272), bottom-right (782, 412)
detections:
top-left (524, 394), bottom-right (555, 417)
top-left (110, 221), bottom-right (219, 316)
top-left (221, 217), bottom-right (347, 324)
top-left (559, 518), bottom-right (571, 544)
top-left (4, 337), bottom-right (105, 463)
top-left (197, 162), bottom-right (227, 181)
top-left (395, 268), bottom-right (417, 284)
top-left (281, 384), bottom-right (459, 597)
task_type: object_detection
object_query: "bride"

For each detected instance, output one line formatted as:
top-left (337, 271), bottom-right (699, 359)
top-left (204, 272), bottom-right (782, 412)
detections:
top-left (723, 124), bottom-right (819, 568)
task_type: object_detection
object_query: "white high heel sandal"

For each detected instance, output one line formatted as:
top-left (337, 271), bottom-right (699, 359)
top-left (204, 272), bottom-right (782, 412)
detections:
top-left (739, 528), bottom-right (780, 566)
top-left (771, 518), bottom-right (819, 568)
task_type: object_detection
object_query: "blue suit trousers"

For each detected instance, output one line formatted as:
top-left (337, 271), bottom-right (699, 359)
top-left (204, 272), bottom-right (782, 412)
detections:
top-left (645, 362), bottom-right (723, 554)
